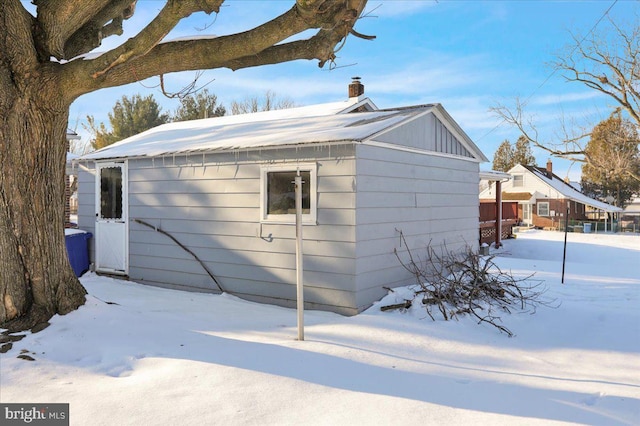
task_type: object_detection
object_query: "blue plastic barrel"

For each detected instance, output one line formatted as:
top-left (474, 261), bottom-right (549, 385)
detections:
top-left (65, 230), bottom-right (92, 277)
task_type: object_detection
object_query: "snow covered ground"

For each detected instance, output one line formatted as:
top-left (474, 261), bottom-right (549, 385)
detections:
top-left (1, 230), bottom-right (639, 425)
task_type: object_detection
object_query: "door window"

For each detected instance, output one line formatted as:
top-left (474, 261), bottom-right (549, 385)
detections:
top-left (100, 166), bottom-right (123, 220)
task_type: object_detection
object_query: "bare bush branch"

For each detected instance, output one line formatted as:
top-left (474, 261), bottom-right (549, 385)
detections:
top-left (391, 231), bottom-right (555, 336)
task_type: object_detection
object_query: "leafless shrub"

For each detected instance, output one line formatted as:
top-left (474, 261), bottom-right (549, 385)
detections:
top-left (392, 231), bottom-right (554, 337)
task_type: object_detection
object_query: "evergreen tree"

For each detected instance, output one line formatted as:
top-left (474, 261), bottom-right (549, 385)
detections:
top-left (513, 135), bottom-right (536, 166)
top-left (174, 89), bottom-right (226, 121)
top-left (84, 116), bottom-right (118, 150)
top-left (580, 112), bottom-right (640, 207)
top-left (492, 139), bottom-right (515, 171)
top-left (85, 94), bottom-right (170, 150)
top-left (492, 136), bottom-right (536, 172)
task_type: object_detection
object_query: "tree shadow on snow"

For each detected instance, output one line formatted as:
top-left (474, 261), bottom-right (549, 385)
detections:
top-left (158, 330), bottom-right (640, 425)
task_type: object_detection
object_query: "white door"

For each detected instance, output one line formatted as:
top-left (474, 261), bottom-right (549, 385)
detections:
top-left (95, 162), bottom-right (128, 274)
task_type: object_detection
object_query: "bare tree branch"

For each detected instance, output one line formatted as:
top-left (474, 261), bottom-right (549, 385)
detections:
top-left (392, 230), bottom-right (554, 337)
top-left (59, 0), bottom-right (369, 101)
top-left (350, 28), bottom-right (376, 40)
top-left (34, 0), bottom-right (136, 59)
top-left (88, 0), bottom-right (223, 79)
top-left (1, 1), bottom-right (39, 74)
top-left (554, 16), bottom-right (640, 125)
top-left (490, 98), bottom-right (591, 163)
top-left (492, 14), bottom-right (640, 186)
top-left (62, 1), bottom-right (137, 60)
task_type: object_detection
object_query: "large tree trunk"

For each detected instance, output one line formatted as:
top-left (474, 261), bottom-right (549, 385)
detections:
top-left (0, 79), bottom-right (87, 331)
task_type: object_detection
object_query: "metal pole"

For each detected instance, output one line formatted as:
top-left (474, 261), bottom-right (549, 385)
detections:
top-left (561, 202), bottom-right (569, 284)
top-left (495, 180), bottom-right (502, 248)
top-left (295, 172), bottom-right (304, 341)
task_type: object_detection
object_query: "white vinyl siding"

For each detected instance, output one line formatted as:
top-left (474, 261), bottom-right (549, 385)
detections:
top-left (374, 112), bottom-right (474, 158)
top-left (354, 143), bottom-right (480, 309)
top-left (503, 165), bottom-right (565, 198)
top-left (80, 145), bottom-right (360, 315)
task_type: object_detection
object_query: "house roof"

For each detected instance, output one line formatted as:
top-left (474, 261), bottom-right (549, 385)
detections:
top-left (80, 97), bottom-right (486, 162)
top-left (522, 165), bottom-right (623, 213)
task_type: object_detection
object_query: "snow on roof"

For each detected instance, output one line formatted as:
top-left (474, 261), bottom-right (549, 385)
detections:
top-left (527, 166), bottom-right (623, 213)
top-left (80, 99), bottom-right (430, 161)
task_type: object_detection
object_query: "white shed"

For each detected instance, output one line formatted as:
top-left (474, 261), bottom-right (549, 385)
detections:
top-left (76, 83), bottom-right (488, 315)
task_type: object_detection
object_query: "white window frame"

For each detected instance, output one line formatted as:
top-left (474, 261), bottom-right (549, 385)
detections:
top-left (513, 175), bottom-right (524, 187)
top-left (537, 202), bottom-right (550, 217)
top-left (260, 163), bottom-right (317, 224)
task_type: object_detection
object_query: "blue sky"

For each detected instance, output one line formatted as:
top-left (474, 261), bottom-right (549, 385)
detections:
top-left (63, 0), bottom-right (638, 180)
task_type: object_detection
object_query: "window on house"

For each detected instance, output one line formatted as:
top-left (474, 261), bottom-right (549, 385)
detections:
top-left (537, 202), bottom-right (550, 216)
top-left (261, 164), bottom-right (317, 224)
top-left (513, 175), bottom-right (524, 187)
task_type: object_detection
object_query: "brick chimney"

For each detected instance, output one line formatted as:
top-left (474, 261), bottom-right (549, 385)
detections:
top-left (348, 76), bottom-right (364, 98)
top-left (546, 159), bottom-right (553, 179)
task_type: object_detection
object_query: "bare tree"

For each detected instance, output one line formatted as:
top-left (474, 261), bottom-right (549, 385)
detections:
top-left (0, 0), bottom-right (371, 330)
top-left (558, 16), bottom-right (640, 126)
top-left (231, 90), bottom-right (297, 115)
top-left (492, 14), bottom-right (640, 182)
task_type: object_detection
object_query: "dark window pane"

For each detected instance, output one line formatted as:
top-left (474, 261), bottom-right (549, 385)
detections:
top-left (267, 171), bottom-right (310, 215)
top-left (100, 167), bottom-right (123, 219)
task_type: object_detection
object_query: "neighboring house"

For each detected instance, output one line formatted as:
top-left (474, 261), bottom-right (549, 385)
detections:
top-left (65, 129), bottom-right (81, 227)
top-left (76, 79), bottom-right (488, 315)
top-left (623, 196), bottom-right (640, 217)
top-left (480, 161), bottom-right (623, 230)
top-left (621, 196), bottom-right (640, 232)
